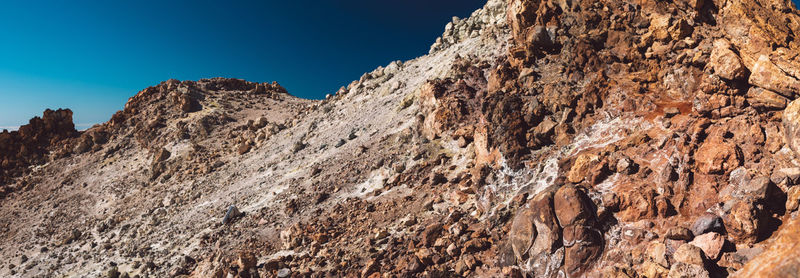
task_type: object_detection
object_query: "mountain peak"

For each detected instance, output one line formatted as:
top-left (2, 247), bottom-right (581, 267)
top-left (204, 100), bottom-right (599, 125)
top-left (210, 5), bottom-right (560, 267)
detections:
top-left (2, 0), bottom-right (800, 277)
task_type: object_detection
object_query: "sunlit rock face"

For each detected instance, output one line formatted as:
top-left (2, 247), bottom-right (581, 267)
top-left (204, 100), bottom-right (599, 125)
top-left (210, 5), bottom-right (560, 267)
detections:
top-left (3, 0), bottom-right (800, 277)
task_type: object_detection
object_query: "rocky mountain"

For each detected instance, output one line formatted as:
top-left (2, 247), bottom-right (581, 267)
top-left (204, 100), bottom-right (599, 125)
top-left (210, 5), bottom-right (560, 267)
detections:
top-left (2, 0), bottom-right (800, 277)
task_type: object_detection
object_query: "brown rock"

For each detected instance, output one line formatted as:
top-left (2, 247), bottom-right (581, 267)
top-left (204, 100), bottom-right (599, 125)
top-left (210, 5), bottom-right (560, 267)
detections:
top-left (783, 98), bottom-right (800, 158)
top-left (237, 252), bottom-right (256, 270)
top-left (689, 0), bottom-right (705, 10)
top-left (771, 167), bottom-right (800, 186)
top-left (528, 190), bottom-right (561, 255)
top-left (648, 13), bottom-right (672, 42)
top-left (509, 207), bottom-right (536, 262)
top-left (673, 244), bottom-right (706, 266)
top-left (725, 200), bottom-right (764, 245)
top-left (237, 143), bottom-right (251, 155)
top-left (641, 261), bottom-right (670, 278)
top-left (709, 40), bottom-right (747, 81)
top-left (786, 186), bottom-right (800, 212)
top-left (695, 139), bottom-right (741, 174)
top-left (746, 87), bottom-right (787, 110)
top-left (749, 55), bottom-right (800, 98)
top-left (421, 223), bottom-right (443, 247)
top-left (689, 232), bottom-right (725, 261)
top-left (554, 185), bottom-right (595, 227)
top-left (562, 224), bottom-right (603, 277)
top-left (361, 259), bottom-right (380, 278)
top-left (665, 227), bottom-right (694, 241)
top-left (667, 262), bottom-right (710, 278)
top-left (669, 19), bottom-right (693, 41)
top-left (566, 152), bottom-right (600, 183)
top-left (154, 148), bottom-right (171, 163)
top-left (718, 247), bottom-right (763, 271)
top-left (735, 217), bottom-right (800, 277)
top-left (617, 188), bottom-right (658, 222)
top-left (647, 241), bottom-right (670, 268)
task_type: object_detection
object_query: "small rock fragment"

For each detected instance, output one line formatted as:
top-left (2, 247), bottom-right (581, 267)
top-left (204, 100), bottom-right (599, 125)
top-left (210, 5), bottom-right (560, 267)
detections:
top-left (222, 205), bottom-right (243, 225)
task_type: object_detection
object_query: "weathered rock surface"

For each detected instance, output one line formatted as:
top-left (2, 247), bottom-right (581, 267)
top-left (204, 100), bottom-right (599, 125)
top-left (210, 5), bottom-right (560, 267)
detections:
top-left (734, 217), bottom-right (800, 277)
top-left (2, 0), bottom-right (800, 277)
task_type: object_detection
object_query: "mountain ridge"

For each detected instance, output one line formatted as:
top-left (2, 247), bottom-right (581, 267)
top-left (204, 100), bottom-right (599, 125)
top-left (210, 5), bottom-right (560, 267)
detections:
top-left (3, 0), bottom-right (800, 277)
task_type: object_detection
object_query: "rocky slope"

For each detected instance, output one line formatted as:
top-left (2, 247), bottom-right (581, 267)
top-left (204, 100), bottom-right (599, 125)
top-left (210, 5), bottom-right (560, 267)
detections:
top-left (2, 0), bottom-right (800, 277)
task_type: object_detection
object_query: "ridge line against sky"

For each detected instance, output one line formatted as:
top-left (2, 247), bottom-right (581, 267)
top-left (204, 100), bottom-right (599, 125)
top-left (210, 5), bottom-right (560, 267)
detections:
top-left (0, 0), bottom-right (485, 130)
top-left (3, 0), bottom-right (799, 131)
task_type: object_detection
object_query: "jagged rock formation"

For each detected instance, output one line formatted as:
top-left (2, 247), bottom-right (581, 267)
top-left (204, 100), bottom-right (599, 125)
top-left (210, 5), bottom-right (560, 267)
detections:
top-left (0, 109), bottom-right (78, 196)
top-left (2, 0), bottom-right (800, 277)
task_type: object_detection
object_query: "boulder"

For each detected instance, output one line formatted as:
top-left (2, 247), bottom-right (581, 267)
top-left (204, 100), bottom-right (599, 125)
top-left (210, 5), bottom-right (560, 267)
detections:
top-left (509, 204), bottom-right (536, 262)
top-left (566, 152), bottom-right (600, 183)
top-left (689, 232), bottom-right (725, 260)
top-left (554, 185), bottom-right (602, 277)
top-left (695, 139), bottom-right (741, 174)
top-left (725, 200), bottom-right (764, 245)
top-left (528, 190), bottom-right (561, 255)
top-left (749, 55), bottom-right (800, 98)
top-left (746, 87), bottom-right (788, 110)
top-left (735, 217), bottom-right (800, 277)
top-left (562, 224), bottom-right (603, 277)
top-left (554, 185), bottom-right (595, 227)
top-left (709, 40), bottom-right (747, 81)
top-left (691, 213), bottom-right (724, 236)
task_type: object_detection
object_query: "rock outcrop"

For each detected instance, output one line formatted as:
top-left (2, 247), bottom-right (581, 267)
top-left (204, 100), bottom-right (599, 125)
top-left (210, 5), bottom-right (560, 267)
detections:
top-left (0, 109), bottom-right (77, 196)
top-left (2, 0), bottom-right (800, 277)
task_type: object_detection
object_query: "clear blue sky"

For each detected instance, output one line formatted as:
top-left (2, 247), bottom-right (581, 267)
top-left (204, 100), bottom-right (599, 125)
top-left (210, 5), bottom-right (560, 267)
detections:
top-left (0, 0), bottom-right (485, 130)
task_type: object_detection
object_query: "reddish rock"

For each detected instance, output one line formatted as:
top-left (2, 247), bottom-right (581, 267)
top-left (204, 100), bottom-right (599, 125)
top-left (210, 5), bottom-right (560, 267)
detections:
top-left (617, 188), bottom-right (658, 222)
top-left (735, 217), bottom-right (800, 277)
top-left (689, 232), bottom-right (725, 261)
top-left (509, 205), bottom-right (536, 262)
top-left (566, 152), bottom-right (600, 184)
top-left (749, 55), bottom-right (800, 98)
top-left (725, 200), bottom-right (764, 246)
top-left (421, 223), bottom-right (443, 247)
top-left (528, 190), bottom-right (561, 255)
top-left (554, 185), bottom-right (602, 277)
top-left (695, 138), bottom-right (741, 175)
top-left (673, 244), bottom-right (706, 266)
top-left (562, 224), bottom-right (603, 277)
top-left (554, 185), bottom-right (595, 227)
top-left (709, 40), bottom-right (747, 81)
top-left (746, 87), bottom-right (787, 110)
top-left (0, 108), bottom-right (78, 190)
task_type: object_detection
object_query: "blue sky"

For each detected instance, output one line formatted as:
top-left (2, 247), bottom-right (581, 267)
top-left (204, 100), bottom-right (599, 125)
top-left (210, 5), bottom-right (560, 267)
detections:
top-left (0, 0), bottom-right (485, 129)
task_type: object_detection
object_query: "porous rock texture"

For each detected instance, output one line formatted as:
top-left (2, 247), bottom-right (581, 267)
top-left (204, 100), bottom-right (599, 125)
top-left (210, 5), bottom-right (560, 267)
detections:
top-left (2, 0), bottom-right (800, 277)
